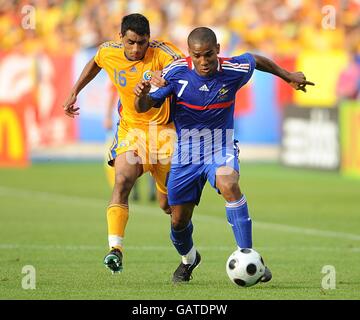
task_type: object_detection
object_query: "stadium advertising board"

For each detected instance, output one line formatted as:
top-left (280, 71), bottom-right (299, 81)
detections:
top-left (0, 103), bottom-right (28, 167)
top-left (340, 100), bottom-right (360, 178)
top-left (294, 51), bottom-right (348, 107)
top-left (0, 52), bottom-right (76, 166)
top-left (24, 54), bottom-right (77, 148)
top-left (234, 72), bottom-right (281, 144)
top-left (281, 105), bottom-right (339, 170)
top-left (0, 52), bottom-right (31, 166)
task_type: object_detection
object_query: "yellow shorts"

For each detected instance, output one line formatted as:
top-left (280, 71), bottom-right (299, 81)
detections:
top-left (107, 120), bottom-right (176, 194)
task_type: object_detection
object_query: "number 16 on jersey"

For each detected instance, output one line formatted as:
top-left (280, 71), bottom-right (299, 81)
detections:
top-left (114, 69), bottom-right (127, 87)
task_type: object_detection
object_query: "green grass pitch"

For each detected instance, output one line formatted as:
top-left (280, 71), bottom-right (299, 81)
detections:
top-left (0, 162), bottom-right (359, 300)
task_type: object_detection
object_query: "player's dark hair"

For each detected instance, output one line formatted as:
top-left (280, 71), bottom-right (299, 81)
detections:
top-left (121, 13), bottom-right (150, 36)
top-left (187, 27), bottom-right (217, 47)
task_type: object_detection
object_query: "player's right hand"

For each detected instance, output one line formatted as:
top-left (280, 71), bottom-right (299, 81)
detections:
top-left (150, 71), bottom-right (167, 88)
top-left (63, 93), bottom-right (80, 118)
top-left (134, 80), bottom-right (151, 97)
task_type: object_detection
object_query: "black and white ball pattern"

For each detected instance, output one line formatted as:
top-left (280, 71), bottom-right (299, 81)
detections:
top-left (226, 248), bottom-right (265, 287)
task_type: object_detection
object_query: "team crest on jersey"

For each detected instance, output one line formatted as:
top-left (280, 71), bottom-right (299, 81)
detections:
top-left (218, 86), bottom-right (229, 100)
top-left (143, 70), bottom-right (153, 81)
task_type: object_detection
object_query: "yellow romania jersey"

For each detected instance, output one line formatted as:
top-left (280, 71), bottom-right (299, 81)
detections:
top-left (94, 40), bottom-right (183, 127)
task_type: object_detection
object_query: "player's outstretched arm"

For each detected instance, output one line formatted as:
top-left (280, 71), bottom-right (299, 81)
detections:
top-left (253, 54), bottom-right (315, 92)
top-left (134, 80), bottom-right (158, 113)
top-left (63, 58), bottom-right (101, 118)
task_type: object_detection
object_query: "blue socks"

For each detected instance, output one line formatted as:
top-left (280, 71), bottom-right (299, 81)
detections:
top-left (225, 195), bottom-right (252, 248)
top-left (170, 221), bottom-right (194, 255)
top-left (170, 195), bottom-right (252, 255)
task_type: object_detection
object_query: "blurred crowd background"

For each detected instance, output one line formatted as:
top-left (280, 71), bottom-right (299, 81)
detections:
top-left (0, 0), bottom-right (359, 173)
top-left (1, 0), bottom-right (359, 57)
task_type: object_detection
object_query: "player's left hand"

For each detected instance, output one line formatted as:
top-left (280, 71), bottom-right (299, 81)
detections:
top-left (150, 71), bottom-right (167, 88)
top-left (134, 80), bottom-right (152, 97)
top-left (287, 72), bottom-right (315, 92)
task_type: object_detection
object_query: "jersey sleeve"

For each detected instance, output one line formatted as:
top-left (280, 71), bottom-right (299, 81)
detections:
top-left (149, 64), bottom-right (178, 104)
top-left (233, 53), bottom-right (256, 88)
top-left (94, 41), bottom-right (111, 68)
top-left (149, 83), bottom-right (174, 104)
top-left (94, 43), bottom-right (105, 68)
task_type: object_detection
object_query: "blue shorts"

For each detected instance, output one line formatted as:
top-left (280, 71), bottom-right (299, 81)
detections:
top-left (167, 146), bottom-right (239, 206)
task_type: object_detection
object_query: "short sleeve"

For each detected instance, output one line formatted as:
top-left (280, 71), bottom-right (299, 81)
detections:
top-left (233, 53), bottom-right (256, 87)
top-left (94, 46), bottom-right (103, 68)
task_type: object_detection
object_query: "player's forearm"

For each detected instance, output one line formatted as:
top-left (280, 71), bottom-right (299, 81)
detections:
top-left (135, 95), bottom-right (156, 113)
top-left (71, 58), bottom-right (101, 95)
top-left (253, 54), bottom-right (291, 83)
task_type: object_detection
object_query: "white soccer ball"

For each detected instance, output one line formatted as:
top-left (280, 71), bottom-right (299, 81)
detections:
top-left (226, 248), bottom-right (266, 287)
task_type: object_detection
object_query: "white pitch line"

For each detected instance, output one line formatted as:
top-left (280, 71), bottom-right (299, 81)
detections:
top-left (1, 185), bottom-right (360, 241)
top-left (0, 243), bottom-right (359, 252)
top-left (254, 222), bottom-right (360, 241)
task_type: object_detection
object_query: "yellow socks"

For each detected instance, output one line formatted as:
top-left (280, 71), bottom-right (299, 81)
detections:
top-left (107, 204), bottom-right (129, 251)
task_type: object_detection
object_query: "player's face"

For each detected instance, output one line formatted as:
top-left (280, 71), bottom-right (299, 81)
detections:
top-left (120, 30), bottom-right (150, 61)
top-left (188, 41), bottom-right (220, 77)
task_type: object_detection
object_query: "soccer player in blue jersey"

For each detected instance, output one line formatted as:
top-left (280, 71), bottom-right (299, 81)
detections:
top-left (134, 27), bottom-right (314, 283)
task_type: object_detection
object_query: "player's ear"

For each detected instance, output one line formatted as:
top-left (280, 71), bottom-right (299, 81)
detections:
top-left (216, 44), bottom-right (220, 54)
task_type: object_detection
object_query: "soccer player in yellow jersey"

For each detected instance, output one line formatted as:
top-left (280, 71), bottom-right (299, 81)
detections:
top-left (63, 13), bottom-right (183, 273)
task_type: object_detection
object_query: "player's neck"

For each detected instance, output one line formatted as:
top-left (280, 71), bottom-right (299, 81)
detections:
top-left (124, 51), bottom-right (147, 62)
top-left (192, 59), bottom-right (219, 78)
top-left (194, 67), bottom-right (218, 78)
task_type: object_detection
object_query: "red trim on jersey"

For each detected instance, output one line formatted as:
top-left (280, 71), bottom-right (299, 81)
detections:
top-left (185, 56), bottom-right (192, 69)
top-left (178, 100), bottom-right (235, 110)
top-left (218, 57), bottom-right (230, 71)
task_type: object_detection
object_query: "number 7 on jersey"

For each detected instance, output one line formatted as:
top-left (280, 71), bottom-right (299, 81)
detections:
top-left (178, 80), bottom-right (188, 97)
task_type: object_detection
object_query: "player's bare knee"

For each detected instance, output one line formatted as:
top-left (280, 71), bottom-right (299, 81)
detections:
top-left (220, 181), bottom-right (241, 200)
top-left (171, 217), bottom-right (189, 231)
top-left (114, 173), bottom-right (134, 195)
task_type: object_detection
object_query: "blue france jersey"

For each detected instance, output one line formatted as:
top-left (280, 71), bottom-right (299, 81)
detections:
top-left (149, 53), bottom-right (256, 163)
